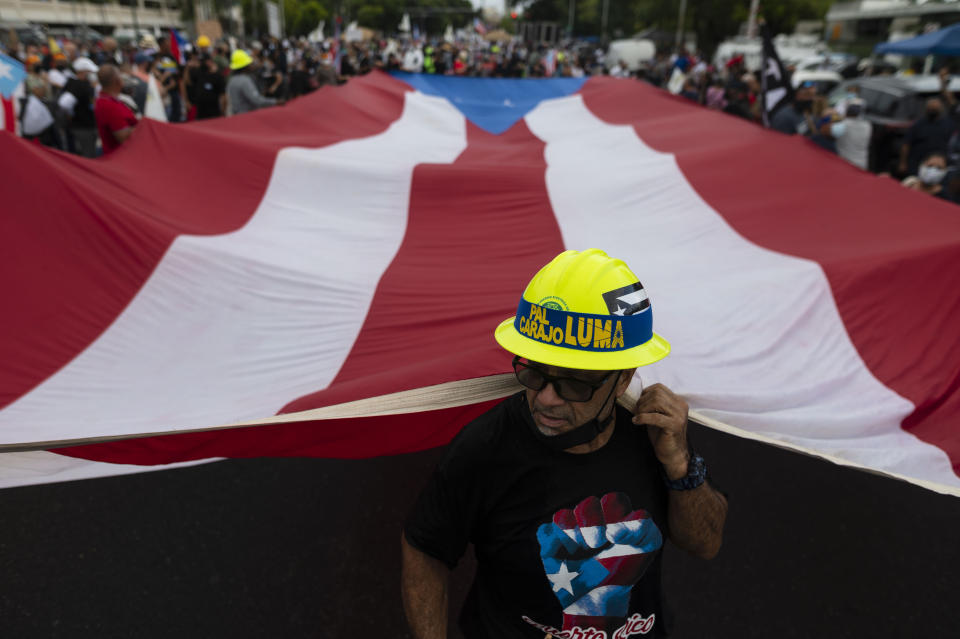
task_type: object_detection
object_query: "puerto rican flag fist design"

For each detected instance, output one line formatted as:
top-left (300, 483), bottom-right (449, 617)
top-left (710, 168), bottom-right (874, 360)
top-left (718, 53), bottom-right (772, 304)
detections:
top-left (536, 492), bottom-right (662, 633)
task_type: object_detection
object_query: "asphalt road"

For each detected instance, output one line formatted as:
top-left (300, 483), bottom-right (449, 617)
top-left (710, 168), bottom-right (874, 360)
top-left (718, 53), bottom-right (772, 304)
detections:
top-left (1, 422), bottom-right (958, 638)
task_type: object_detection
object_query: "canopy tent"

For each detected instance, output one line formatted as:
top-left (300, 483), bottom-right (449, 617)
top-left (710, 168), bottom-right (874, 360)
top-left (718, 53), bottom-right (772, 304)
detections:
top-left (1, 72), bottom-right (959, 496)
top-left (874, 22), bottom-right (960, 56)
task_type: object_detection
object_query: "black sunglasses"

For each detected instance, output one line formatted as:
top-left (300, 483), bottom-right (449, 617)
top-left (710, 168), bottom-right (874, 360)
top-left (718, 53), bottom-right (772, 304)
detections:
top-left (512, 356), bottom-right (615, 403)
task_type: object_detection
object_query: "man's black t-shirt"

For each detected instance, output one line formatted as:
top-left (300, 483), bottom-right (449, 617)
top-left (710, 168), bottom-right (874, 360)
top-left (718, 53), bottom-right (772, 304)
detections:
top-left (405, 392), bottom-right (670, 639)
top-left (193, 71), bottom-right (225, 120)
top-left (64, 77), bottom-right (96, 129)
top-left (906, 114), bottom-right (955, 173)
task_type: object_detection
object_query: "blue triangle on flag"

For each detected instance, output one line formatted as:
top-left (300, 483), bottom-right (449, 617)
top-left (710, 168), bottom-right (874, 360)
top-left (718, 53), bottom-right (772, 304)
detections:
top-left (391, 72), bottom-right (586, 135)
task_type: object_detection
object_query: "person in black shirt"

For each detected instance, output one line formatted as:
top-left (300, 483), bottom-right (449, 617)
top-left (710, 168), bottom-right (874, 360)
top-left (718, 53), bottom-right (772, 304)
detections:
top-left (722, 80), bottom-right (753, 121)
top-left (288, 57), bottom-right (313, 99)
top-left (191, 56), bottom-right (226, 120)
top-left (402, 249), bottom-right (728, 639)
top-left (899, 97), bottom-right (956, 177)
top-left (63, 57), bottom-right (99, 157)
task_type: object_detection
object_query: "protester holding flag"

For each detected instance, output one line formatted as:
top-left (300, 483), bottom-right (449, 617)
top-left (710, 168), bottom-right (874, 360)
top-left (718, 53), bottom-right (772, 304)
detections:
top-left (226, 50), bottom-right (277, 115)
top-left (759, 22), bottom-right (794, 129)
top-left (94, 64), bottom-right (137, 154)
top-left (402, 249), bottom-right (727, 639)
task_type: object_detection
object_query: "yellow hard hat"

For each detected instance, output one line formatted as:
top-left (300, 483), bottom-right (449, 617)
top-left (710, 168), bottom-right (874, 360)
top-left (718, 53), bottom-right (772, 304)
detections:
top-left (230, 49), bottom-right (254, 70)
top-left (197, 35), bottom-right (211, 48)
top-left (494, 249), bottom-right (670, 370)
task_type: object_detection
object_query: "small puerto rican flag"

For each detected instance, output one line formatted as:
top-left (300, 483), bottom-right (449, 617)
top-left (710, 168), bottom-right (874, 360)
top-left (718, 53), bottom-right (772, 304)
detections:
top-left (169, 29), bottom-right (188, 65)
top-left (0, 52), bottom-right (26, 135)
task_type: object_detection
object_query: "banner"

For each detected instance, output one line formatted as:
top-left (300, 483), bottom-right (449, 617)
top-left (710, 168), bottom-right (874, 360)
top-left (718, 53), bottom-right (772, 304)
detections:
top-left (1, 72), bottom-right (958, 496)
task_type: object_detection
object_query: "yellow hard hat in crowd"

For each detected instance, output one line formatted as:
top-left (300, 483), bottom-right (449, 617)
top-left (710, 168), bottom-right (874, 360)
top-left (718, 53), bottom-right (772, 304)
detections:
top-left (230, 49), bottom-right (254, 70)
top-left (197, 35), bottom-right (211, 48)
top-left (494, 249), bottom-right (670, 370)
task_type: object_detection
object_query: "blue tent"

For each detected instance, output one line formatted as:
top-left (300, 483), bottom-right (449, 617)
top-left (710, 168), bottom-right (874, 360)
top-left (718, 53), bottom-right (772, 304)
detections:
top-left (874, 22), bottom-right (960, 56)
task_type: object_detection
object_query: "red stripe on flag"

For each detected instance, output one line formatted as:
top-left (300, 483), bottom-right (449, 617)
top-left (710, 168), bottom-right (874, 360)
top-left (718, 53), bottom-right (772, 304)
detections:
top-left (0, 74), bottom-right (409, 413)
top-left (54, 399), bottom-right (505, 464)
top-left (54, 113), bottom-right (566, 464)
top-left (580, 77), bottom-right (960, 473)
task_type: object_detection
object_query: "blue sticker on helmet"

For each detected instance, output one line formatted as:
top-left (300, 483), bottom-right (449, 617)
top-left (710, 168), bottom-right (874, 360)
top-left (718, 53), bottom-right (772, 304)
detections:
top-left (514, 298), bottom-right (652, 352)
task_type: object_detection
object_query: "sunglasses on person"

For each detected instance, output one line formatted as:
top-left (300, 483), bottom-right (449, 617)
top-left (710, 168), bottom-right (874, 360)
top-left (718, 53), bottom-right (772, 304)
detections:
top-left (512, 356), bottom-right (615, 402)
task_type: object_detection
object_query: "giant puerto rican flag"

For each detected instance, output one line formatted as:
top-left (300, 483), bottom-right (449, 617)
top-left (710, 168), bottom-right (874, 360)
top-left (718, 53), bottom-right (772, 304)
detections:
top-left (1, 71), bottom-right (959, 495)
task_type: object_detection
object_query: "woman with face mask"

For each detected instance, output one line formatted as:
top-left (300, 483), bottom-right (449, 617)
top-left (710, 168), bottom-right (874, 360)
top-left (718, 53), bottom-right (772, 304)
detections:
top-left (901, 152), bottom-right (954, 201)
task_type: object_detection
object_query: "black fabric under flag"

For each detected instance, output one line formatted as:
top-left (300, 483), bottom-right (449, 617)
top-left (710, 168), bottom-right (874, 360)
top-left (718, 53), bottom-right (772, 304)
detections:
top-left (760, 24), bottom-right (794, 127)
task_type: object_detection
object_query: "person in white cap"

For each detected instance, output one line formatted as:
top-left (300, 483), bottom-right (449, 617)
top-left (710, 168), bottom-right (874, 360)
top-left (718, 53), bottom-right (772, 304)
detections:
top-left (63, 57), bottom-right (100, 157)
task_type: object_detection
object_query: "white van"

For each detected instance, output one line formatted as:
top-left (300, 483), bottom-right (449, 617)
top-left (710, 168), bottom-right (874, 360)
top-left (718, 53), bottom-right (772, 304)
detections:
top-left (606, 39), bottom-right (656, 72)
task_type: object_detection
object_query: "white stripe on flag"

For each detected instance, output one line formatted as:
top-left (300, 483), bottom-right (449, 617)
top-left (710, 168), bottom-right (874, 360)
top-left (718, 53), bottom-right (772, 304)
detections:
top-left (525, 94), bottom-right (960, 490)
top-left (0, 451), bottom-right (221, 489)
top-left (0, 91), bottom-right (467, 445)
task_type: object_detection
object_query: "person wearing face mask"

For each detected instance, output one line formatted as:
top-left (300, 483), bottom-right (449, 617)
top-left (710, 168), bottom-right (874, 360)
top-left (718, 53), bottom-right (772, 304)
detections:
top-left (902, 152), bottom-right (954, 201)
top-left (832, 99), bottom-right (873, 170)
top-left (771, 84), bottom-right (815, 136)
top-left (899, 98), bottom-right (956, 177)
top-left (402, 249), bottom-right (727, 639)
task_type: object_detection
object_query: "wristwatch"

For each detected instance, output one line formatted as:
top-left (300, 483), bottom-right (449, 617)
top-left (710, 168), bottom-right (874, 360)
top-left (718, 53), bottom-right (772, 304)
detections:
top-left (661, 453), bottom-right (707, 491)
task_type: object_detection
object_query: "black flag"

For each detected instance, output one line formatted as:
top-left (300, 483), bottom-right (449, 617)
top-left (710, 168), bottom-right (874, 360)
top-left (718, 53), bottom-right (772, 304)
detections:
top-left (760, 24), bottom-right (794, 127)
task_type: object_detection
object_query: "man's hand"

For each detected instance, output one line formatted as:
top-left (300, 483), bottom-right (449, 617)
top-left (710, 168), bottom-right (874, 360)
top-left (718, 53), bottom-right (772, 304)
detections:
top-left (631, 384), bottom-right (690, 480)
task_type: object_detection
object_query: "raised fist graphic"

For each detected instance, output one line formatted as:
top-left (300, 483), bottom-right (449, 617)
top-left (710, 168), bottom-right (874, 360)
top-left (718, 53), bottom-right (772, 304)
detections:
top-left (536, 492), bottom-right (662, 633)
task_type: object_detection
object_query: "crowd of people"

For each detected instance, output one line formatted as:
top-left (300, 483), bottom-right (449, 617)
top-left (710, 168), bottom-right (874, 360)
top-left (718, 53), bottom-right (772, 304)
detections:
top-left (4, 30), bottom-right (960, 204)
top-left (639, 52), bottom-right (960, 204)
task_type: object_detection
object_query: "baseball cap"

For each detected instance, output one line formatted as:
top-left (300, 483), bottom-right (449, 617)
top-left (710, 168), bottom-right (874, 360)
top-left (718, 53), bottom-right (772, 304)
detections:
top-left (73, 57), bottom-right (99, 74)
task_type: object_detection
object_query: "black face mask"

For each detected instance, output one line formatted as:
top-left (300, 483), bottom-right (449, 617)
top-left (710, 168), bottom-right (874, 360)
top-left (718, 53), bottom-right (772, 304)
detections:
top-left (795, 99), bottom-right (813, 112)
top-left (928, 110), bottom-right (942, 120)
top-left (520, 378), bottom-right (620, 452)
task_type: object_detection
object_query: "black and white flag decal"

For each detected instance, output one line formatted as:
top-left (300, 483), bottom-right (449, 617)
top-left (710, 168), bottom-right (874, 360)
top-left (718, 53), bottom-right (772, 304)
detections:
top-left (602, 282), bottom-right (650, 316)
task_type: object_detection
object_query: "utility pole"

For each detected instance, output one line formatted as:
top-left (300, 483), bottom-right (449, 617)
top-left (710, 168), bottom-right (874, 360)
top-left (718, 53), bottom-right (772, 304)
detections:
top-left (601, 0), bottom-right (609, 41)
top-left (747, 0), bottom-right (760, 38)
top-left (674, 0), bottom-right (687, 53)
top-left (131, 0), bottom-right (141, 42)
top-left (567, 0), bottom-right (575, 38)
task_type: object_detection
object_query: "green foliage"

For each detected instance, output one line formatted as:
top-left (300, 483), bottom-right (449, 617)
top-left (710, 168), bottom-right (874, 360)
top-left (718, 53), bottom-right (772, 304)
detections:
top-left (296, 1), bottom-right (328, 35)
top-left (230, 0), bottom-right (471, 37)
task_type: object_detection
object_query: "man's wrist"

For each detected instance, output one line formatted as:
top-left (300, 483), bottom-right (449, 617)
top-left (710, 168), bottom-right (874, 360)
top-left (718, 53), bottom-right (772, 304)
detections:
top-left (661, 451), bottom-right (690, 480)
top-left (663, 454), bottom-right (707, 490)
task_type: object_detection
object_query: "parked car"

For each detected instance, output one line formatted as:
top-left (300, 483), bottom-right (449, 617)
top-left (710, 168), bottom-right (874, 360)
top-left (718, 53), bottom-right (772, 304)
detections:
top-left (828, 75), bottom-right (960, 173)
top-left (47, 25), bottom-right (104, 45)
top-left (0, 21), bottom-right (47, 48)
top-left (791, 69), bottom-right (844, 95)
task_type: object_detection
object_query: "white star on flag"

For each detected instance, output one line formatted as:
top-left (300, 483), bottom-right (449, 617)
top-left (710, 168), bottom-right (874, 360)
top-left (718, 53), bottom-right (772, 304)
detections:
top-left (0, 60), bottom-right (12, 81)
top-left (547, 561), bottom-right (579, 595)
top-left (612, 304), bottom-right (626, 316)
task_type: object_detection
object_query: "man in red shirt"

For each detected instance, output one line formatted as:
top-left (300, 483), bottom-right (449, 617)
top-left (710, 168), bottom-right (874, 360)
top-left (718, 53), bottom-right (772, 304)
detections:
top-left (94, 64), bottom-right (138, 155)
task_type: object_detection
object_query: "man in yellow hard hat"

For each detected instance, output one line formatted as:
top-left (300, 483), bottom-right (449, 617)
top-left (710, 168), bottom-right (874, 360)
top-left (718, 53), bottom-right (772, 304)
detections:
top-left (225, 49), bottom-right (278, 115)
top-left (402, 249), bottom-right (728, 639)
